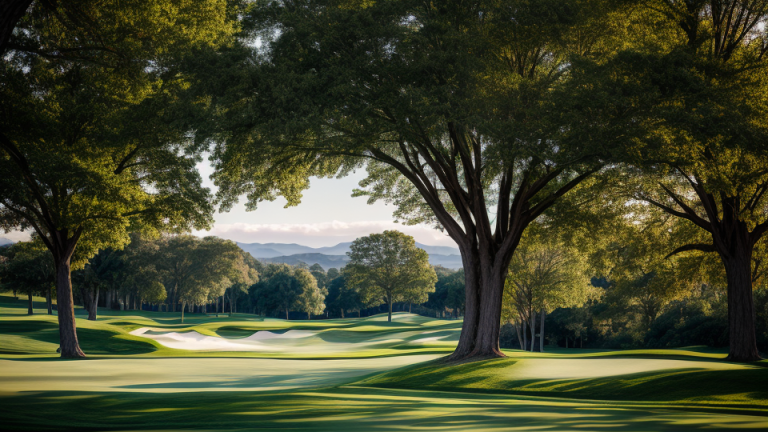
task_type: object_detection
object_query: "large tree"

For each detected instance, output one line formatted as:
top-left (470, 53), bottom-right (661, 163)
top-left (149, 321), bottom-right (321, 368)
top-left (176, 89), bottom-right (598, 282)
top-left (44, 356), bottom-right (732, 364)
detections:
top-left (208, 0), bottom-right (629, 359)
top-left (346, 231), bottom-right (437, 322)
top-left (585, 0), bottom-right (768, 361)
top-left (0, 0), bottom-right (236, 357)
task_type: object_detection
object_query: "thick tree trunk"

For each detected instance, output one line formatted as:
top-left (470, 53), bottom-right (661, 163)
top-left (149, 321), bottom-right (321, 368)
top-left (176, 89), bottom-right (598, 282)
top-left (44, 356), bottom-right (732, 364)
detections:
top-left (341, 308), bottom-right (344, 318)
top-left (449, 248), bottom-right (509, 360)
top-left (307, 311), bottom-right (311, 320)
top-left (723, 253), bottom-right (761, 361)
top-left (387, 292), bottom-right (392, 322)
top-left (27, 292), bottom-right (33, 315)
top-left (285, 308), bottom-right (289, 320)
top-left (449, 253), bottom-right (481, 359)
top-left (539, 309), bottom-right (546, 353)
top-left (47, 286), bottom-right (52, 315)
top-left (55, 258), bottom-right (85, 358)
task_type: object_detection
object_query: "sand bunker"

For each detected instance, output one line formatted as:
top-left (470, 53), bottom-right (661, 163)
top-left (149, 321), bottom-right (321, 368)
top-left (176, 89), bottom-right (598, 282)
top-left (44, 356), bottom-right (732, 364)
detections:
top-left (130, 327), bottom-right (452, 353)
top-left (129, 328), bottom-right (307, 351)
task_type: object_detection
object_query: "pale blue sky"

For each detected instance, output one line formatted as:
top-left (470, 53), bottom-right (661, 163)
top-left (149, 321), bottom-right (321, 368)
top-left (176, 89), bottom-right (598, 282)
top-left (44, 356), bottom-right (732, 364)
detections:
top-left (192, 160), bottom-right (458, 248)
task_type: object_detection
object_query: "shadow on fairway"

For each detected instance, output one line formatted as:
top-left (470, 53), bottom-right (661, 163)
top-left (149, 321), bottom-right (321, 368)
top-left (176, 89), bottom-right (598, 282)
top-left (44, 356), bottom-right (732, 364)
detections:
top-left (2, 387), bottom-right (766, 432)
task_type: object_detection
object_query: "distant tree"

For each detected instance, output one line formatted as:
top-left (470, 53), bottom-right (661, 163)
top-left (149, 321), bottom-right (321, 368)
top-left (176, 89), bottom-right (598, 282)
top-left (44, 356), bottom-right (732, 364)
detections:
top-left (0, 241), bottom-right (54, 315)
top-left (326, 268), bottom-right (340, 281)
top-left (444, 271), bottom-right (466, 318)
top-left (325, 272), bottom-right (363, 318)
top-left (309, 264), bottom-right (327, 289)
top-left (346, 231), bottom-right (437, 322)
top-left (252, 264), bottom-right (302, 319)
top-left (154, 236), bottom-right (245, 323)
top-left (296, 268), bottom-right (326, 319)
top-left (503, 227), bottom-right (593, 352)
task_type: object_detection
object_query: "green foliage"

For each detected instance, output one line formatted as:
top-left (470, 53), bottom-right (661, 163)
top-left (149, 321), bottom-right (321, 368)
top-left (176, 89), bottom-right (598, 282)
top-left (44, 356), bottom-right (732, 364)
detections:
top-left (325, 271), bottom-right (363, 318)
top-left (251, 263), bottom-right (323, 318)
top-left (346, 231), bottom-right (436, 321)
top-left (0, 241), bottom-right (54, 296)
top-left (0, 0), bottom-right (239, 267)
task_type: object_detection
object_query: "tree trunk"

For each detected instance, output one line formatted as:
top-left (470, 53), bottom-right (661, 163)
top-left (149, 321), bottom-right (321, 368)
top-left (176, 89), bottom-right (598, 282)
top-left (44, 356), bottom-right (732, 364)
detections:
top-left (723, 252), bottom-right (761, 361)
top-left (181, 301), bottom-right (185, 323)
top-left (27, 292), bottom-right (33, 315)
top-left (307, 311), bottom-right (311, 320)
top-left (449, 249), bottom-right (508, 360)
top-left (46, 286), bottom-right (52, 315)
top-left (387, 292), bottom-right (392, 322)
top-left (55, 256), bottom-right (85, 358)
top-left (515, 322), bottom-right (523, 350)
top-left (539, 309), bottom-right (546, 353)
top-left (285, 308), bottom-right (289, 320)
top-left (341, 308), bottom-right (344, 318)
top-left (216, 296), bottom-right (219, 318)
top-left (522, 320), bottom-right (527, 351)
top-left (88, 286), bottom-right (99, 321)
top-left (529, 308), bottom-right (536, 352)
top-left (566, 337), bottom-right (569, 348)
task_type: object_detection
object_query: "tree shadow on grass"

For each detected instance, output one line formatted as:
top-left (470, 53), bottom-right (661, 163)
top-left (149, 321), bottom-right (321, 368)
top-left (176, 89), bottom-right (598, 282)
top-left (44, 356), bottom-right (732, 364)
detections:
top-left (1, 387), bottom-right (766, 431)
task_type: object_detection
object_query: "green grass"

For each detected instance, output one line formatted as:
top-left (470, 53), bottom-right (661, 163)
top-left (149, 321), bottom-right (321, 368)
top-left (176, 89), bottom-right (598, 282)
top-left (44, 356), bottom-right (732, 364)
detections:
top-left (1, 291), bottom-right (767, 431)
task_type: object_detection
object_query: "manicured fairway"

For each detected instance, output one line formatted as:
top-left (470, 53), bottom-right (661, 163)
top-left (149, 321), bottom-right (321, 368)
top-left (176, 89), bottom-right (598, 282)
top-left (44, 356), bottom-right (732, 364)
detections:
top-left (1, 293), bottom-right (766, 431)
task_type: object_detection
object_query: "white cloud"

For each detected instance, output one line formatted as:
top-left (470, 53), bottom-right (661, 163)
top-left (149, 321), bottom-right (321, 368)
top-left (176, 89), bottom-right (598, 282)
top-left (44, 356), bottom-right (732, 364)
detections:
top-left (193, 220), bottom-right (458, 248)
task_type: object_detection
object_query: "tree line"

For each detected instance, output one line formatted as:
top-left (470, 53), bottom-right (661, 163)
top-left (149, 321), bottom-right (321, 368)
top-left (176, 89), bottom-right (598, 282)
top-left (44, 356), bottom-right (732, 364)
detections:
top-left (2, 0), bottom-right (767, 361)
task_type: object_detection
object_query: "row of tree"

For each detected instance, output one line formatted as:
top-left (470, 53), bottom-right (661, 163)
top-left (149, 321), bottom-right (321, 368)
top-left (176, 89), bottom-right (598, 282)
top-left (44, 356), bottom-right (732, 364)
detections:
top-left (2, 0), bottom-right (767, 361)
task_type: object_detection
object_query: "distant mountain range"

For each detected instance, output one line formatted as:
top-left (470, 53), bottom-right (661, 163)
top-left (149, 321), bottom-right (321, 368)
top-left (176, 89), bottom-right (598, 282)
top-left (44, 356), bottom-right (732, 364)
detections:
top-left (0, 238), bottom-right (13, 247)
top-left (237, 241), bottom-right (462, 271)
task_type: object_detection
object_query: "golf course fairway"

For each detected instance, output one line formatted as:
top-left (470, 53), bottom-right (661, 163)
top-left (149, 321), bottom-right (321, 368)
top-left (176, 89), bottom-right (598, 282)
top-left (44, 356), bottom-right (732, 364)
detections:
top-left (1, 293), bottom-right (766, 431)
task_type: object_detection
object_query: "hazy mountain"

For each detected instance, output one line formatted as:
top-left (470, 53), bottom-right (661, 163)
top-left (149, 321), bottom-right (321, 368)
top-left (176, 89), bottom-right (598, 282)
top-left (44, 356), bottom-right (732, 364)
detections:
top-left (237, 240), bottom-right (459, 259)
top-left (426, 254), bottom-right (463, 269)
top-left (260, 253), bottom-right (350, 271)
top-left (0, 237), bottom-right (14, 246)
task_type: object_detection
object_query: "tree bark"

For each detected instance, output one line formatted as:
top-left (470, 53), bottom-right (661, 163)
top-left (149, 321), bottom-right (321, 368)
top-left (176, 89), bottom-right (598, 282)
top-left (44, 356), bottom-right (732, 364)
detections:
top-left (307, 311), bottom-right (311, 320)
top-left (723, 252), bottom-right (761, 361)
top-left (387, 292), bottom-right (392, 322)
top-left (539, 309), bottom-right (546, 353)
top-left (181, 301), bottom-right (185, 323)
top-left (515, 322), bottom-right (523, 350)
top-left (285, 307), bottom-right (289, 320)
top-left (46, 286), bottom-right (52, 315)
top-left (341, 308), bottom-right (344, 318)
top-left (27, 292), bottom-right (33, 315)
top-left (55, 257), bottom-right (85, 358)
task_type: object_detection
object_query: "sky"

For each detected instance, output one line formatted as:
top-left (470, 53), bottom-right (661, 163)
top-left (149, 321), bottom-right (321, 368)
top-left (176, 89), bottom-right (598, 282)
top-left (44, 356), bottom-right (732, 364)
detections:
top-left (192, 159), bottom-right (457, 248)
top-left (1, 159), bottom-right (457, 248)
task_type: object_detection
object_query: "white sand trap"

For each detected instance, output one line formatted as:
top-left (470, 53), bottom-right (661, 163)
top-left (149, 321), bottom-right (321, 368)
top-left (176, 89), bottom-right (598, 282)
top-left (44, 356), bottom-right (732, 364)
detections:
top-left (130, 328), bottom-right (278, 351)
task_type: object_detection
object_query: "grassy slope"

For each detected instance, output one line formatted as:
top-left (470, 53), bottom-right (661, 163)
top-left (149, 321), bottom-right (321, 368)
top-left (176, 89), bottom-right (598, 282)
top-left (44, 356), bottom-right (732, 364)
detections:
top-left (0, 292), bottom-right (461, 359)
top-left (2, 291), bottom-right (768, 431)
